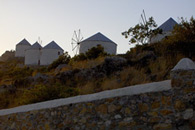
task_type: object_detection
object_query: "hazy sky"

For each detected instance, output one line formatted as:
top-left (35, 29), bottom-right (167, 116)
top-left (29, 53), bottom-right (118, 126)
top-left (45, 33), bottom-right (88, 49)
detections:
top-left (0, 0), bottom-right (194, 56)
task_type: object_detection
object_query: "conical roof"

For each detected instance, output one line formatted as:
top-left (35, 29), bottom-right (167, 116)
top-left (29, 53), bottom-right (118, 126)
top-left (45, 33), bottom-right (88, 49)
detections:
top-left (82, 32), bottom-right (116, 44)
top-left (17, 38), bottom-right (31, 46)
top-left (43, 41), bottom-right (63, 51)
top-left (28, 42), bottom-right (42, 50)
top-left (159, 18), bottom-right (178, 32)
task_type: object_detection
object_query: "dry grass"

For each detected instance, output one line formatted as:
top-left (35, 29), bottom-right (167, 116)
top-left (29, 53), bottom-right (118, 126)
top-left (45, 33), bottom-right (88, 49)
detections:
top-left (78, 82), bottom-right (96, 95)
top-left (70, 56), bottom-right (105, 70)
top-left (101, 77), bottom-right (122, 91)
top-left (118, 67), bottom-right (148, 86)
top-left (100, 67), bottom-right (148, 92)
top-left (0, 78), bottom-right (13, 85)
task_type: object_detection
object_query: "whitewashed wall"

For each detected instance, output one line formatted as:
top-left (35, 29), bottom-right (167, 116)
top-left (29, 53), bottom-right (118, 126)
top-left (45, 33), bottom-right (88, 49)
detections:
top-left (40, 49), bottom-right (63, 65)
top-left (15, 45), bottom-right (31, 57)
top-left (79, 41), bottom-right (117, 55)
top-left (25, 49), bottom-right (41, 65)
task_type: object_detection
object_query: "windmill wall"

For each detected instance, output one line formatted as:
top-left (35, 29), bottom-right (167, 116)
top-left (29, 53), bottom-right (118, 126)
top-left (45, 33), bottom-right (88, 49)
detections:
top-left (25, 49), bottom-right (41, 65)
top-left (15, 44), bottom-right (31, 57)
top-left (150, 32), bottom-right (172, 43)
top-left (79, 41), bottom-right (117, 55)
top-left (40, 49), bottom-right (63, 65)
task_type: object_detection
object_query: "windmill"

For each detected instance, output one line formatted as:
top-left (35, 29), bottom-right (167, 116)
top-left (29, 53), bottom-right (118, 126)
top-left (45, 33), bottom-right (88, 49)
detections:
top-left (140, 10), bottom-right (149, 44)
top-left (38, 36), bottom-right (42, 45)
top-left (71, 29), bottom-right (83, 55)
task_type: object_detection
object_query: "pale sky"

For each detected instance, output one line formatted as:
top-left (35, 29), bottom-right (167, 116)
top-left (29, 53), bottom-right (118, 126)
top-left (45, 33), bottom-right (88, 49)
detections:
top-left (0, 0), bottom-right (194, 56)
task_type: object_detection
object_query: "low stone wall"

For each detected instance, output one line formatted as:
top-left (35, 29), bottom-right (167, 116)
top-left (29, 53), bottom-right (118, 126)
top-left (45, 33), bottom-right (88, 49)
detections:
top-left (0, 58), bottom-right (194, 129)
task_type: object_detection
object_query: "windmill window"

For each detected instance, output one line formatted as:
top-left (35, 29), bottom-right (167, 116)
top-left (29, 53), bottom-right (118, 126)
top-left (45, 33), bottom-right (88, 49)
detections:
top-left (58, 51), bottom-right (60, 55)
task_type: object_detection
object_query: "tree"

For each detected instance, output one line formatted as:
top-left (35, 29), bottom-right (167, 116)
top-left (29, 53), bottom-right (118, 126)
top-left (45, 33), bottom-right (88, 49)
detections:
top-left (122, 17), bottom-right (162, 45)
top-left (169, 16), bottom-right (195, 42)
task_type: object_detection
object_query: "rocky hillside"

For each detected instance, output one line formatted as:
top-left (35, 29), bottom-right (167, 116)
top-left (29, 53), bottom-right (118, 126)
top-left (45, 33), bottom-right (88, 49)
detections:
top-left (0, 17), bottom-right (195, 109)
top-left (0, 50), bottom-right (15, 62)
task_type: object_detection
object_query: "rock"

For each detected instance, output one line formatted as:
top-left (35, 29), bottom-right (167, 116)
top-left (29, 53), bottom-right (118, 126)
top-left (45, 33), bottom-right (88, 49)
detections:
top-left (33, 73), bottom-right (49, 81)
top-left (96, 104), bottom-right (108, 115)
top-left (124, 108), bottom-right (131, 115)
top-left (79, 107), bottom-right (87, 115)
top-left (149, 117), bottom-right (161, 123)
top-left (153, 123), bottom-right (172, 130)
top-left (160, 109), bottom-right (173, 116)
top-left (51, 111), bottom-right (57, 116)
top-left (0, 85), bottom-right (7, 93)
top-left (123, 117), bottom-right (133, 122)
top-left (151, 102), bottom-right (161, 109)
top-left (56, 69), bottom-right (80, 86)
top-left (148, 111), bottom-right (158, 117)
top-left (161, 96), bottom-right (172, 106)
top-left (165, 119), bottom-right (172, 124)
top-left (100, 56), bottom-right (127, 75)
top-left (183, 108), bottom-right (193, 120)
top-left (139, 103), bottom-right (149, 112)
top-left (80, 117), bottom-right (87, 123)
top-left (108, 104), bottom-right (120, 113)
top-left (174, 100), bottom-right (186, 111)
top-left (10, 122), bottom-right (16, 129)
top-left (55, 64), bottom-right (69, 73)
top-left (114, 114), bottom-right (122, 119)
top-left (105, 120), bottom-right (111, 126)
top-left (133, 51), bottom-right (156, 67)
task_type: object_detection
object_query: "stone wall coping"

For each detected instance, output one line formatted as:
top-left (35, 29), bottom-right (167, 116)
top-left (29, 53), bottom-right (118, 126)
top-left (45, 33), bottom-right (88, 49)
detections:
top-left (0, 80), bottom-right (171, 116)
top-left (172, 58), bottom-right (195, 71)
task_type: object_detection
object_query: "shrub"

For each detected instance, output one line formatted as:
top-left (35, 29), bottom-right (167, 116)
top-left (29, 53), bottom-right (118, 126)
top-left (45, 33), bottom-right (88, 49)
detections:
top-left (85, 45), bottom-right (108, 59)
top-left (71, 45), bottom-right (109, 62)
top-left (78, 81), bottom-right (96, 95)
top-left (21, 83), bottom-right (79, 104)
top-left (71, 53), bottom-right (87, 62)
top-left (48, 52), bottom-right (71, 70)
top-left (9, 67), bottom-right (33, 80)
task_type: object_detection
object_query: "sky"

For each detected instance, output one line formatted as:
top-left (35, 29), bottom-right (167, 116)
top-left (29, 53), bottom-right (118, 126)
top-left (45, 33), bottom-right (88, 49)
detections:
top-left (0, 0), bottom-right (195, 56)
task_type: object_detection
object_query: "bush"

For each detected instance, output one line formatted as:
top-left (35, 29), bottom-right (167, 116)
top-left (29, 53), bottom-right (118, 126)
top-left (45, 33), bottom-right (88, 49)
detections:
top-left (71, 53), bottom-right (87, 62)
top-left (9, 67), bottom-right (33, 80)
top-left (21, 83), bottom-right (79, 104)
top-left (85, 45), bottom-right (108, 59)
top-left (48, 52), bottom-right (71, 70)
top-left (71, 45), bottom-right (109, 62)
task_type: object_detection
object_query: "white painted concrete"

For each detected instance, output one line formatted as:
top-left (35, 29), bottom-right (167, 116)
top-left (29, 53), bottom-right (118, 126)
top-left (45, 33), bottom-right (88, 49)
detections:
top-left (0, 80), bottom-right (171, 116)
top-left (172, 58), bottom-right (195, 71)
top-left (40, 49), bottom-right (63, 65)
top-left (25, 49), bottom-right (41, 65)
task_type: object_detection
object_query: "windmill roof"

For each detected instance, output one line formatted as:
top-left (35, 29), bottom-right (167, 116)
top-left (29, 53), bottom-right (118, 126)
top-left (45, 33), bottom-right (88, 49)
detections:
top-left (28, 42), bottom-right (42, 50)
top-left (159, 17), bottom-right (178, 32)
top-left (43, 41), bottom-right (63, 51)
top-left (17, 38), bottom-right (31, 46)
top-left (82, 32), bottom-right (116, 45)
